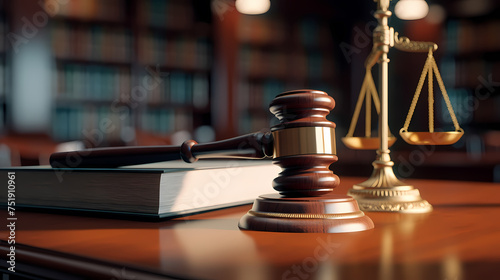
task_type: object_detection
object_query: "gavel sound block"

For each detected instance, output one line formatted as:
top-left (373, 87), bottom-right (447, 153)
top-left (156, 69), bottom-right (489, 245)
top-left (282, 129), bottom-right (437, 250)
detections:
top-left (50, 90), bottom-right (374, 233)
top-left (238, 90), bottom-right (373, 233)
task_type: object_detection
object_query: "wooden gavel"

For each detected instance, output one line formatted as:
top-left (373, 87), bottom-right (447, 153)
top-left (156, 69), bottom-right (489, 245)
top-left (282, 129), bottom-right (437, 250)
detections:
top-left (50, 89), bottom-right (338, 197)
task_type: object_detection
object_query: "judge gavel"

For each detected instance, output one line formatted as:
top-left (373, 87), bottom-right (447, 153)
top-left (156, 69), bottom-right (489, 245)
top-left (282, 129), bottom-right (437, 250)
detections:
top-left (50, 89), bottom-right (338, 197)
top-left (50, 89), bottom-right (374, 232)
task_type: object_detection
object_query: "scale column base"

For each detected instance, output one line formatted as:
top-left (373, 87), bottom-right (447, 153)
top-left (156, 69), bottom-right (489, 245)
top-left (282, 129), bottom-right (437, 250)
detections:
top-left (238, 194), bottom-right (374, 233)
top-left (347, 158), bottom-right (432, 213)
top-left (348, 187), bottom-right (432, 213)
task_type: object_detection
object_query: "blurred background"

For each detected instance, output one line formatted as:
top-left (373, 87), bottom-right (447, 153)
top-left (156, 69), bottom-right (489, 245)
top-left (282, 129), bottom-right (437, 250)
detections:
top-left (0, 0), bottom-right (498, 182)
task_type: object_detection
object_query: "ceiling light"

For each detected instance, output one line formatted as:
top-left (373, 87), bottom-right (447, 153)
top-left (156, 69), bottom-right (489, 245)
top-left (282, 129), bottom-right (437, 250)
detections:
top-left (395, 0), bottom-right (429, 20)
top-left (235, 0), bottom-right (271, 15)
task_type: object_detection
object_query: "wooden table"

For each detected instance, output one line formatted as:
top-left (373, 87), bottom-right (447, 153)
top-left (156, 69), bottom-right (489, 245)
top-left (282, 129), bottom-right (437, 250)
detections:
top-left (1, 177), bottom-right (500, 279)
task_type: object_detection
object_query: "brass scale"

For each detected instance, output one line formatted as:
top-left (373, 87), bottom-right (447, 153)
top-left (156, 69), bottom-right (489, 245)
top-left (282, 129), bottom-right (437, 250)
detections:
top-left (343, 0), bottom-right (463, 213)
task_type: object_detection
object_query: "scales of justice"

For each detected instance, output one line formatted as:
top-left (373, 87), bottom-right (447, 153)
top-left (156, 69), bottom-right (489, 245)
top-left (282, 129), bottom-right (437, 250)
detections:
top-left (342, 0), bottom-right (463, 213)
top-left (51, 0), bottom-right (463, 232)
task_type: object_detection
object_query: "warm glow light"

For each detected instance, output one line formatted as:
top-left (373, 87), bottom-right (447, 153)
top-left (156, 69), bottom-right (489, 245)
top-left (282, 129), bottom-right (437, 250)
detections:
top-left (395, 0), bottom-right (429, 20)
top-left (425, 4), bottom-right (446, 24)
top-left (235, 0), bottom-right (270, 15)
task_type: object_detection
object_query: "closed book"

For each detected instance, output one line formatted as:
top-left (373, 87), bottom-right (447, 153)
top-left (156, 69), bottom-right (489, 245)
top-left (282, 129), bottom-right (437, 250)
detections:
top-left (1, 160), bottom-right (280, 219)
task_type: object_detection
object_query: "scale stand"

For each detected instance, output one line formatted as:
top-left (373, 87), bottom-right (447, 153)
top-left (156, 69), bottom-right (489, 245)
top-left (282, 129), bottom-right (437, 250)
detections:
top-left (346, 0), bottom-right (462, 213)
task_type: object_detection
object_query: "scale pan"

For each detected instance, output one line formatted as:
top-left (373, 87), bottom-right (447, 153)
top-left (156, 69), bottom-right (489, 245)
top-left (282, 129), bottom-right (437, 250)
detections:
top-left (399, 130), bottom-right (464, 145)
top-left (342, 136), bottom-right (397, 150)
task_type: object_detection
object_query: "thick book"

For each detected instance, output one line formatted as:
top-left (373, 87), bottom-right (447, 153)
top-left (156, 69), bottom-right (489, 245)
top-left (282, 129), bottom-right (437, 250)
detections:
top-left (0, 160), bottom-right (280, 219)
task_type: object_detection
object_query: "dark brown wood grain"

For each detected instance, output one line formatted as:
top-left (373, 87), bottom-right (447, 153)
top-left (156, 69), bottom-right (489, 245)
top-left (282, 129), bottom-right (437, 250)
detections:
top-left (49, 132), bottom-right (274, 168)
top-left (269, 89), bottom-right (338, 197)
top-left (238, 90), bottom-right (348, 232)
top-left (269, 89), bottom-right (336, 130)
top-left (238, 193), bottom-right (374, 233)
top-left (272, 154), bottom-right (339, 196)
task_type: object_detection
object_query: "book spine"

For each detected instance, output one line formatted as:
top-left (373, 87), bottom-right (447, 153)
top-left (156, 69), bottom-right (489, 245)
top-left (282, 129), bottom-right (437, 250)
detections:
top-left (137, 32), bottom-right (211, 71)
top-left (55, 0), bottom-right (126, 22)
top-left (140, 108), bottom-right (177, 135)
top-left (56, 63), bottom-right (130, 101)
top-left (193, 73), bottom-right (209, 109)
top-left (51, 22), bottom-right (131, 63)
top-left (235, 16), bottom-right (339, 134)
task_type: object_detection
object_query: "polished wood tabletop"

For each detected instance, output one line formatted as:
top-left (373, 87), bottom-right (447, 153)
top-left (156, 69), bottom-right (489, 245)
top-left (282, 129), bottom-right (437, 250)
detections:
top-left (1, 177), bottom-right (500, 279)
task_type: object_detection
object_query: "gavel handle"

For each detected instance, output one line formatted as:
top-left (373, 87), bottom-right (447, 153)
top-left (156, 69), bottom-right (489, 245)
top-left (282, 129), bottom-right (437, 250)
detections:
top-left (49, 132), bottom-right (274, 168)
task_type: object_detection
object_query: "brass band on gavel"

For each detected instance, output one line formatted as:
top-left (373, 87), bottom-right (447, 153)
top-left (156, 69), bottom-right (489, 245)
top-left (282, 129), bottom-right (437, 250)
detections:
top-left (272, 127), bottom-right (336, 158)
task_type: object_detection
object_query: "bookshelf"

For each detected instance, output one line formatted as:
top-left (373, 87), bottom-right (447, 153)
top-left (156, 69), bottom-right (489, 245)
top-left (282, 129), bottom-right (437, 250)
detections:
top-left (235, 14), bottom-right (338, 134)
top-left (134, 0), bottom-right (212, 141)
top-left (0, 1), bottom-right (6, 132)
top-left (46, 0), bottom-right (213, 146)
top-left (439, 13), bottom-right (500, 152)
top-left (2, 0), bottom-right (340, 149)
top-left (48, 0), bottom-right (132, 146)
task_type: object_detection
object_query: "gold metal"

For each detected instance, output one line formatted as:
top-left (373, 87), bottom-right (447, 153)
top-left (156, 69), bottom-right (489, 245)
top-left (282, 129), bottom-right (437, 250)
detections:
top-left (342, 136), bottom-right (396, 150)
top-left (351, 199), bottom-right (432, 213)
top-left (394, 32), bottom-right (438, 52)
top-left (272, 127), bottom-right (336, 158)
top-left (348, 150), bottom-right (432, 213)
top-left (347, 0), bottom-right (433, 213)
top-left (400, 48), bottom-right (464, 145)
top-left (399, 129), bottom-right (464, 145)
top-left (343, 63), bottom-right (397, 150)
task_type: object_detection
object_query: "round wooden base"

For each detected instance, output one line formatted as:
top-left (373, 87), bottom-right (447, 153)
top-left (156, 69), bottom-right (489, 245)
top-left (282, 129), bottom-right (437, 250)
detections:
top-left (238, 194), bottom-right (374, 233)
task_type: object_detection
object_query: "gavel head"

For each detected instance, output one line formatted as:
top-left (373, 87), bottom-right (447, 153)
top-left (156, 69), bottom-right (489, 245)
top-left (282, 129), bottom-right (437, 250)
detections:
top-left (269, 89), bottom-right (338, 197)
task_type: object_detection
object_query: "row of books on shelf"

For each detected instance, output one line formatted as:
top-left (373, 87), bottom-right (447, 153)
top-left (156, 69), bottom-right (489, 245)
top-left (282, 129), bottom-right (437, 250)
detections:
top-left (52, 105), bottom-right (196, 142)
top-left (237, 79), bottom-right (285, 110)
top-left (238, 46), bottom-right (336, 81)
top-left (56, 65), bottom-right (211, 105)
top-left (238, 15), bottom-right (287, 46)
top-left (238, 113), bottom-right (275, 135)
top-left (237, 79), bottom-right (336, 113)
top-left (0, 107), bottom-right (3, 130)
top-left (0, 63), bottom-right (5, 97)
top-left (0, 16), bottom-right (5, 53)
top-left (441, 57), bottom-right (500, 88)
top-left (48, 0), bottom-right (126, 22)
top-left (145, 71), bottom-right (210, 108)
top-left (138, 33), bottom-right (211, 70)
top-left (442, 88), bottom-right (477, 125)
top-left (136, 0), bottom-right (194, 30)
top-left (238, 16), bottom-right (333, 49)
top-left (55, 63), bottom-right (210, 108)
top-left (140, 108), bottom-right (193, 135)
top-left (51, 21), bottom-right (132, 63)
top-left (55, 64), bottom-right (131, 101)
top-left (440, 87), bottom-right (500, 126)
top-left (447, 19), bottom-right (500, 55)
top-left (52, 105), bottom-right (131, 141)
top-left (292, 18), bottom-right (334, 49)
